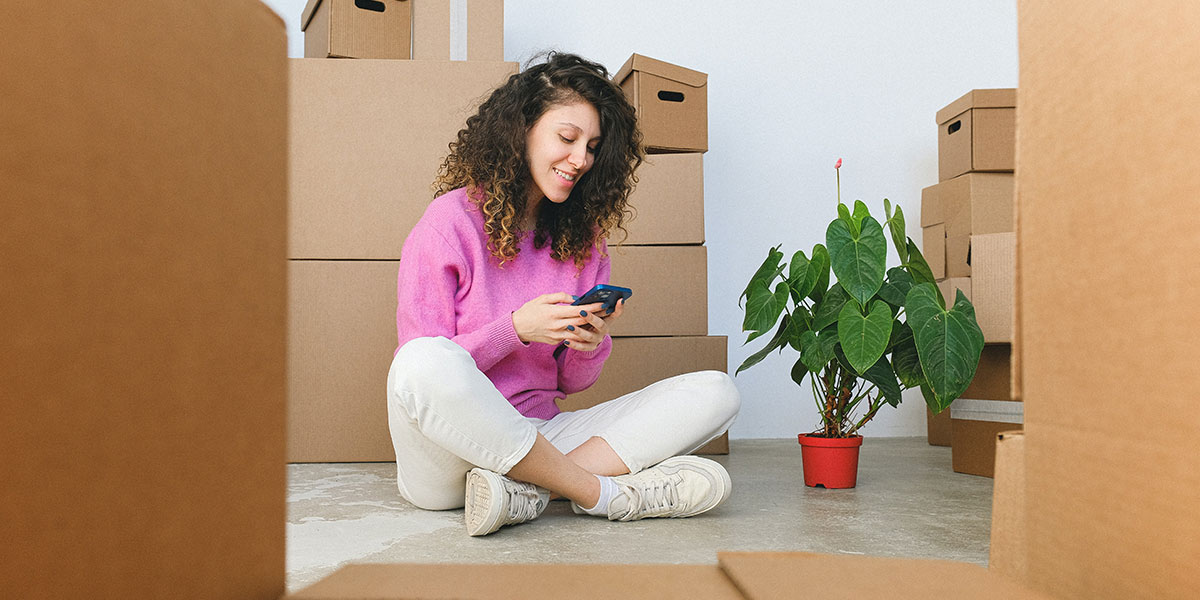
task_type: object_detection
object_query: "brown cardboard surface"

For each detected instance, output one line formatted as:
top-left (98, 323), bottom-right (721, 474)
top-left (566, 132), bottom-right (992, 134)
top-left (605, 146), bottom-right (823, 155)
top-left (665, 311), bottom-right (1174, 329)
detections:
top-left (288, 563), bottom-right (744, 599)
top-left (618, 153), bottom-right (705, 245)
top-left (920, 182), bottom-right (943, 226)
top-left (946, 233), bottom-right (971, 277)
top-left (718, 552), bottom-right (1051, 599)
top-left (288, 260), bottom-right (399, 463)
top-left (302, 0), bottom-right (412, 59)
top-left (467, 0), bottom-right (504, 60)
top-left (290, 59), bottom-right (516, 259)
top-left (923, 224), bottom-right (946, 279)
top-left (615, 54), bottom-right (708, 152)
top-left (927, 406), bottom-right (952, 446)
top-left (412, 0), bottom-right (504, 60)
top-left (0, 2), bottom-right (288, 597)
top-left (963, 344), bottom-right (1012, 401)
top-left (990, 431), bottom-right (1027, 582)
top-left (559, 336), bottom-right (729, 455)
top-left (951, 418), bottom-right (1021, 478)
top-left (937, 89), bottom-right (1016, 181)
top-left (971, 233), bottom-right (1015, 343)
top-left (608, 246), bottom-right (707, 336)
top-left (410, 0), bottom-right (450, 59)
top-left (1017, 2), bottom-right (1200, 597)
top-left (937, 276), bottom-right (971, 305)
top-left (939, 172), bottom-right (1015, 238)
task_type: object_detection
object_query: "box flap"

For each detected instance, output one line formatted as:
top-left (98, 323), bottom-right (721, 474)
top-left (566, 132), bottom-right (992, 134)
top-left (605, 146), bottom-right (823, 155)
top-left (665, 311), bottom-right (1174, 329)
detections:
top-left (288, 563), bottom-right (745, 599)
top-left (301, 0), bottom-right (323, 31)
top-left (990, 430), bottom-right (1027, 582)
top-left (717, 552), bottom-right (1051, 599)
top-left (614, 53), bottom-right (707, 88)
top-left (936, 88), bottom-right (1017, 124)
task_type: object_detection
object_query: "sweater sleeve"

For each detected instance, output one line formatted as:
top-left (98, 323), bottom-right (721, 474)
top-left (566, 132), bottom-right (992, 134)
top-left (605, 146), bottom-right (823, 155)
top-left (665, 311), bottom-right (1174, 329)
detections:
top-left (555, 246), bottom-right (614, 394)
top-left (395, 222), bottom-right (525, 372)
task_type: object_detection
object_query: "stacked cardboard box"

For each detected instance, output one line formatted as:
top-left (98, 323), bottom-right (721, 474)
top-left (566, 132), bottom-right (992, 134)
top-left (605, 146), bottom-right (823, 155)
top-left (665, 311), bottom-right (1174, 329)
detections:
top-left (921, 90), bottom-right (1019, 474)
top-left (558, 54), bottom-right (730, 455)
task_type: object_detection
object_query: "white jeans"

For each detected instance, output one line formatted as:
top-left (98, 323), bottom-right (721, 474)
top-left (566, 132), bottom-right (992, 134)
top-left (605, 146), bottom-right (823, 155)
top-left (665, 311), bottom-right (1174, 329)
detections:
top-left (386, 336), bottom-right (741, 510)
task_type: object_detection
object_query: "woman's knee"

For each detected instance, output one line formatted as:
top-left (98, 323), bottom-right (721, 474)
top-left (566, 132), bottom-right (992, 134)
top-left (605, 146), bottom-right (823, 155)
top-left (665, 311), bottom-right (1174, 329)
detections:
top-left (692, 370), bottom-right (742, 425)
top-left (391, 337), bottom-right (476, 395)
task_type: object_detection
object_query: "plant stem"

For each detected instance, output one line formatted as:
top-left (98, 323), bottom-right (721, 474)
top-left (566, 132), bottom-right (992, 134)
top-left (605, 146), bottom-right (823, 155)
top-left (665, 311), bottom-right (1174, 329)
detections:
top-left (836, 167), bottom-right (841, 205)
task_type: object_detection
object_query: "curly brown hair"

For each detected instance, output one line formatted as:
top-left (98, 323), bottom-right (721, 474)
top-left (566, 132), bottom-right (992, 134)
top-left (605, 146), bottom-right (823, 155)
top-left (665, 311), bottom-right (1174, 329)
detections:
top-left (435, 52), bottom-right (644, 269)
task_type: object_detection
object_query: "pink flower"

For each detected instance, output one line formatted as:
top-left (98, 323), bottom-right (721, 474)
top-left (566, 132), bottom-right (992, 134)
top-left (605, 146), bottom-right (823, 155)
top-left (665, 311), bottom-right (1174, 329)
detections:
top-left (834, 158), bottom-right (842, 169)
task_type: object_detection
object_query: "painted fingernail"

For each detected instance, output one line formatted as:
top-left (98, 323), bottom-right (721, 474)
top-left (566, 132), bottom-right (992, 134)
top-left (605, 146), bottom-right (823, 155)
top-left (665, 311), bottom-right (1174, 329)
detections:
top-left (580, 310), bottom-right (588, 317)
top-left (563, 341), bottom-right (570, 346)
top-left (567, 325), bottom-right (575, 331)
top-left (571, 295), bottom-right (579, 301)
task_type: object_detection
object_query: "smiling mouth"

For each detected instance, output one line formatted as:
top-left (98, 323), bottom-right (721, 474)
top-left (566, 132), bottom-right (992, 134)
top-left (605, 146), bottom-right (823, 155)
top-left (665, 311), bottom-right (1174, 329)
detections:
top-left (553, 167), bottom-right (577, 182)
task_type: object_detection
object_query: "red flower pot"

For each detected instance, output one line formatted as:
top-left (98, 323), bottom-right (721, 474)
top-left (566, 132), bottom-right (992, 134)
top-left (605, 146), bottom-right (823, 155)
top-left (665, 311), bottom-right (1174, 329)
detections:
top-left (797, 434), bottom-right (864, 489)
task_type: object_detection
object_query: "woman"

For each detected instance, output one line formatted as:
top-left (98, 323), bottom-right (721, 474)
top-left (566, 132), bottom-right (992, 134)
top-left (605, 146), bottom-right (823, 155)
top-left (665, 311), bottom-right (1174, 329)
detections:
top-left (388, 52), bottom-right (740, 536)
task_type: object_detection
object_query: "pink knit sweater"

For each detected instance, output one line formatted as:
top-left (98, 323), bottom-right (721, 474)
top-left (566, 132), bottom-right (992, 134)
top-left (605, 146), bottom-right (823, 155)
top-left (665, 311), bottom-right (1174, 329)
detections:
top-left (395, 187), bottom-right (613, 419)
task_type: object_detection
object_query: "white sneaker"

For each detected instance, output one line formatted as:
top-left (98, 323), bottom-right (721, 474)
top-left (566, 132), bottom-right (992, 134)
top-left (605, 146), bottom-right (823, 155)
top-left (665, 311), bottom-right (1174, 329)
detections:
top-left (574, 456), bottom-right (732, 521)
top-left (464, 468), bottom-right (550, 536)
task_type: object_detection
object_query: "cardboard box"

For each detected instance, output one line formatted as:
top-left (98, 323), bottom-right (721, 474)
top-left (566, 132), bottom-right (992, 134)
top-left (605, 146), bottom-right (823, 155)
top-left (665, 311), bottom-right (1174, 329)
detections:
top-left (990, 430), bottom-right (1027, 582)
top-left (618, 153), bottom-right (705, 245)
top-left (937, 88), bottom-right (1016, 181)
top-left (927, 406), bottom-right (952, 446)
top-left (946, 233), bottom-right (971, 277)
top-left (971, 233), bottom-right (1015, 343)
top-left (608, 246), bottom-right (707, 336)
top-left (964, 344), bottom-right (1012, 401)
top-left (615, 54), bottom-right (708, 153)
top-left (559, 336), bottom-right (730, 455)
top-left (920, 182), bottom-right (943, 226)
top-left (289, 58), bottom-right (517, 259)
top-left (937, 173), bottom-right (1015, 238)
top-left (937, 276), bottom-right (971, 305)
top-left (1016, 3), bottom-right (1200, 597)
top-left (923, 224), bottom-right (946, 279)
top-left (302, 0), bottom-right (412, 59)
top-left (950, 399), bottom-right (1022, 478)
top-left (412, 0), bottom-right (504, 60)
top-left (289, 260), bottom-right (399, 463)
top-left (1, 2), bottom-right (288, 597)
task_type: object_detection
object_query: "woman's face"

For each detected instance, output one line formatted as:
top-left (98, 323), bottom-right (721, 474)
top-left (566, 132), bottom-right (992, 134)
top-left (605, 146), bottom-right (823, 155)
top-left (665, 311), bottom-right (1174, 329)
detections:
top-left (525, 100), bottom-right (601, 205)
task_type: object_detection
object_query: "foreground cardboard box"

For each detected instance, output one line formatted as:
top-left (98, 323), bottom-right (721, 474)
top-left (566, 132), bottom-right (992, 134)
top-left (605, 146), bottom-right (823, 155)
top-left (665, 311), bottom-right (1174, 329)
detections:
top-left (608, 245), bottom-right (707, 336)
top-left (1, 2), bottom-right (288, 598)
top-left (618, 153), bottom-right (705, 245)
top-left (289, 58), bottom-right (517, 259)
top-left (971, 232), bottom-right (1015, 343)
top-left (937, 88), bottom-right (1016, 181)
top-left (289, 259), bottom-right (720, 461)
top-left (1016, 2), bottom-right (1200, 597)
top-left (615, 53), bottom-right (708, 153)
top-left (289, 552), bottom-right (1051, 599)
top-left (302, 0), bottom-right (412, 59)
top-left (411, 0), bottom-right (504, 60)
top-left (990, 430), bottom-right (1026, 581)
top-left (559, 336), bottom-right (730, 454)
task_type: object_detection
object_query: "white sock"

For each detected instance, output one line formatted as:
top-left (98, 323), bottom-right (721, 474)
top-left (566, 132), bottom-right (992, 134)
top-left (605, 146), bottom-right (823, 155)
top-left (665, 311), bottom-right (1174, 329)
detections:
top-left (580, 474), bottom-right (618, 516)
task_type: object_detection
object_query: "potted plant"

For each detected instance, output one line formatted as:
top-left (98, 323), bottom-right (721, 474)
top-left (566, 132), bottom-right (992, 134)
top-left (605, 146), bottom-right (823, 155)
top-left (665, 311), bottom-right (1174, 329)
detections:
top-left (736, 159), bottom-right (985, 488)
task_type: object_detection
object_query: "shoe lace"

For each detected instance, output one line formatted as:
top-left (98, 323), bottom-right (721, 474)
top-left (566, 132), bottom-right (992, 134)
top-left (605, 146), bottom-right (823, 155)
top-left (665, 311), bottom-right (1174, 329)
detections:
top-left (628, 477), bottom-right (678, 518)
top-left (507, 484), bottom-right (544, 522)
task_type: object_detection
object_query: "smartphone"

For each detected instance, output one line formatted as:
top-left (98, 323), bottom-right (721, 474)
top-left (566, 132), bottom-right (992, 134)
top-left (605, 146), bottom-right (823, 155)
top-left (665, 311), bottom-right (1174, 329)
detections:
top-left (572, 284), bottom-right (632, 314)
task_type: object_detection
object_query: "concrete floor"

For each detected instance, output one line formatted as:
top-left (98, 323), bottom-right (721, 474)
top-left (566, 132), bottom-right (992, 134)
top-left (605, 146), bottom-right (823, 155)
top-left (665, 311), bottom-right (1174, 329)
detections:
top-left (286, 437), bottom-right (993, 593)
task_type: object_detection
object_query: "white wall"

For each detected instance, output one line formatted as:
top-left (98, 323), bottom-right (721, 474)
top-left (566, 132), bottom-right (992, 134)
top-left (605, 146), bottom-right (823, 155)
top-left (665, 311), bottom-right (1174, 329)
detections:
top-left (263, 0), bottom-right (1018, 439)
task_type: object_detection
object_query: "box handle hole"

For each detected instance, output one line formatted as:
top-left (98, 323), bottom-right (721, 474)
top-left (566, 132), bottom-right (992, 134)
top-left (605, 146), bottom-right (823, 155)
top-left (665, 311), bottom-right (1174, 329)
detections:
top-left (947, 120), bottom-right (962, 134)
top-left (657, 90), bottom-right (685, 103)
top-left (355, 0), bottom-right (386, 12)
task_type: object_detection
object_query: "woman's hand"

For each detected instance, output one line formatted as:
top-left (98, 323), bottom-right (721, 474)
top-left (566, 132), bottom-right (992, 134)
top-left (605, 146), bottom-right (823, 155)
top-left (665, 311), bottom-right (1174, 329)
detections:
top-left (511, 294), bottom-right (625, 352)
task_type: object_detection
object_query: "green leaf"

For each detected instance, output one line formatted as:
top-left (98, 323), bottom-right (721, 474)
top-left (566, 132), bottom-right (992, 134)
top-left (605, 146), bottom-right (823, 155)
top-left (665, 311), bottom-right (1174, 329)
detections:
top-left (787, 250), bottom-right (820, 303)
top-left (742, 280), bottom-right (788, 340)
top-left (878, 267), bottom-right (916, 309)
top-left (837, 203), bottom-right (854, 234)
top-left (904, 238), bottom-right (937, 287)
top-left (906, 284), bottom-right (985, 411)
top-left (861, 355), bottom-right (902, 407)
top-left (790, 356), bottom-right (809, 387)
top-left (889, 323), bottom-right (924, 388)
top-left (740, 246), bottom-right (785, 308)
top-left (736, 314), bottom-right (792, 375)
top-left (886, 201), bottom-right (909, 264)
top-left (852, 200), bottom-right (871, 231)
top-left (827, 215), bottom-right (888, 307)
top-left (920, 382), bottom-right (942, 413)
top-left (811, 282), bottom-right (849, 332)
top-left (784, 309), bottom-right (811, 351)
top-left (807, 244), bottom-right (831, 303)
top-left (837, 300), bottom-right (894, 374)
top-left (800, 328), bottom-right (839, 373)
